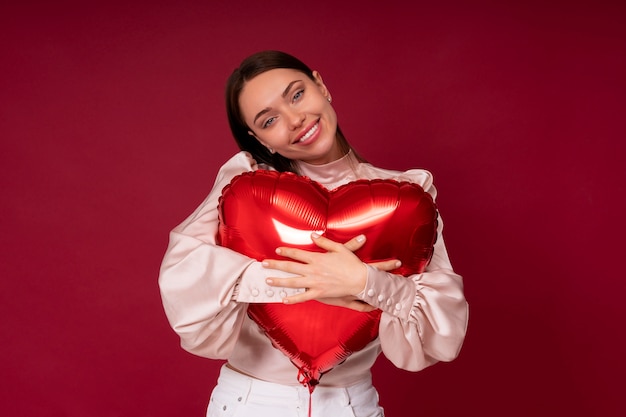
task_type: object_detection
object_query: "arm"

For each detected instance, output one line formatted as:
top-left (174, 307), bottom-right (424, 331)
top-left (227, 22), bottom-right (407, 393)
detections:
top-left (158, 152), bottom-right (302, 359)
top-left (262, 169), bottom-right (468, 370)
top-left (264, 219), bottom-right (468, 370)
top-left (358, 220), bottom-right (468, 371)
top-left (359, 168), bottom-right (467, 369)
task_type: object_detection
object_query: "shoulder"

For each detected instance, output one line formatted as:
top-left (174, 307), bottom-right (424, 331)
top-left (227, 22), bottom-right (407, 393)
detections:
top-left (219, 151), bottom-right (258, 172)
top-left (357, 163), bottom-right (434, 192)
top-left (214, 152), bottom-right (260, 183)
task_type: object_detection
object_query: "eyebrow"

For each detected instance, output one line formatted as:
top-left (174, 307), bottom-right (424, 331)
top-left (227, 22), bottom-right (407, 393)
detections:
top-left (252, 80), bottom-right (302, 124)
top-left (282, 80), bottom-right (301, 98)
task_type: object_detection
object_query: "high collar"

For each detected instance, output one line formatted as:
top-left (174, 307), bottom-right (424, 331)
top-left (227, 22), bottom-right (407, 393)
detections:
top-left (296, 151), bottom-right (361, 189)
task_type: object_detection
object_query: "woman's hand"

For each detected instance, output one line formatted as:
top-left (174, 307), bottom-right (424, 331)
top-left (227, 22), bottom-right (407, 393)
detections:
top-left (262, 233), bottom-right (400, 310)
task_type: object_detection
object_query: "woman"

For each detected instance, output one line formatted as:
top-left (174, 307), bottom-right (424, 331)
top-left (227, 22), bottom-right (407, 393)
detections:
top-left (159, 50), bottom-right (468, 417)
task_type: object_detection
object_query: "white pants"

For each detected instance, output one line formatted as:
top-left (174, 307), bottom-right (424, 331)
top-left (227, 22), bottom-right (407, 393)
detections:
top-left (206, 365), bottom-right (385, 417)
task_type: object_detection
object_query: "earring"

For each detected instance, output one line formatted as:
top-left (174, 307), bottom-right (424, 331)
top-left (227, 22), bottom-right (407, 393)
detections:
top-left (268, 147), bottom-right (275, 154)
top-left (327, 96), bottom-right (332, 103)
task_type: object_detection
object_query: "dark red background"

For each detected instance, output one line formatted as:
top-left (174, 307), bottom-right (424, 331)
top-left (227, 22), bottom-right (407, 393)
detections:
top-left (2, 1), bottom-right (624, 416)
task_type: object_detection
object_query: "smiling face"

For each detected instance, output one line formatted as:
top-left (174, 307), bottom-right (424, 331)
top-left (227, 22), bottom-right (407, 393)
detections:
top-left (238, 68), bottom-right (343, 165)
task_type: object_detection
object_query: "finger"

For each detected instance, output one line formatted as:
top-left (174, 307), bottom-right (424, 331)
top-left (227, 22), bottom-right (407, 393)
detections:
top-left (368, 259), bottom-right (402, 272)
top-left (274, 246), bottom-right (317, 263)
top-left (342, 234), bottom-right (367, 253)
top-left (282, 288), bottom-right (319, 304)
top-left (310, 232), bottom-right (347, 252)
top-left (265, 275), bottom-right (309, 289)
top-left (262, 259), bottom-right (308, 275)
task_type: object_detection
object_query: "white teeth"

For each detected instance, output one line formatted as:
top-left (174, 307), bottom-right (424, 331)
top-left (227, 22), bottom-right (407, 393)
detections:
top-left (298, 123), bottom-right (318, 142)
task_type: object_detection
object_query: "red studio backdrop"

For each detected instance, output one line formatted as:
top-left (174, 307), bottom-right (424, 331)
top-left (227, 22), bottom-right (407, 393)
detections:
top-left (1, 1), bottom-right (625, 416)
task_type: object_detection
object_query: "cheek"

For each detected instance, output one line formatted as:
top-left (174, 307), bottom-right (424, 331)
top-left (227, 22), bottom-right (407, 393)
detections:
top-left (324, 106), bottom-right (338, 129)
top-left (256, 129), bottom-right (284, 147)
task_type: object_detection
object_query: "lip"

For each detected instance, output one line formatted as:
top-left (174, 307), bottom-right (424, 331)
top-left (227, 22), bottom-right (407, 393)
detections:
top-left (293, 119), bottom-right (321, 145)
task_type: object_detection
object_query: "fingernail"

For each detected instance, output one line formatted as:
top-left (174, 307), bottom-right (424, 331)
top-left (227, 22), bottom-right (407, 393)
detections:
top-left (356, 235), bottom-right (365, 243)
top-left (283, 299), bottom-right (290, 304)
top-left (275, 248), bottom-right (282, 254)
top-left (395, 260), bottom-right (402, 267)
top-left (262, 261), bottom-right (269, 267)
top-left (266, 278), bottom-right (273, 284)
top-left (311, 232), bottom-right (321, 239)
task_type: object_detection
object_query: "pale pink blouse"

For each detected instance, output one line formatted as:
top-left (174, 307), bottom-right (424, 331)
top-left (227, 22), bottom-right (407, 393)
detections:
top-left (159, 151), bottom-right (468, 387)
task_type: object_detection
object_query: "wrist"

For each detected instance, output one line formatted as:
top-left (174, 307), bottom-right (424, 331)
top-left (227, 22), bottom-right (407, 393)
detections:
top-left (351, 263), bottom-right (368, 296)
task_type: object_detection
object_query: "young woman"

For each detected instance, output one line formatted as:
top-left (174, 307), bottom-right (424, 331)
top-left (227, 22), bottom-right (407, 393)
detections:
top-left (159, 50), bottom-right (468, 417)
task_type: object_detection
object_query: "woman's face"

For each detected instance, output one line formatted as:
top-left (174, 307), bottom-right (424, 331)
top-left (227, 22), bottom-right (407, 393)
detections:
top-left (239, 68), bottom-right (342, 165)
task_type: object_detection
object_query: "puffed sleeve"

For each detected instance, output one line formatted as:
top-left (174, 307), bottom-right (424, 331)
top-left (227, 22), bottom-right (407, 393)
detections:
top-left (357, 169), bottom-right (469, 371)
top-left (158, 152), bottom-right (302, 359)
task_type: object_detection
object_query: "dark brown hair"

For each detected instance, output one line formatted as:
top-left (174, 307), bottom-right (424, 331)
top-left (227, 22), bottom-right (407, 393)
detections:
top-left (225, 50), bottom-right (361, 173)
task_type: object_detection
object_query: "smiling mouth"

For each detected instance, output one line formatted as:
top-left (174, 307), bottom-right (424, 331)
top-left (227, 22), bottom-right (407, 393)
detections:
top-left (296, 121), bottom-right (319, 143)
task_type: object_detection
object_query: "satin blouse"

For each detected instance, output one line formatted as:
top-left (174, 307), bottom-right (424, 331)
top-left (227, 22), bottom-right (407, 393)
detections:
top-left (159, 151), bottom-right (468, 387)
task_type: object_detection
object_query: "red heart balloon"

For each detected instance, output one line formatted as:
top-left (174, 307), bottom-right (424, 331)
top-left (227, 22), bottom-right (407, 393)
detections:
top-left (217, 170), bottom-right (438, 389)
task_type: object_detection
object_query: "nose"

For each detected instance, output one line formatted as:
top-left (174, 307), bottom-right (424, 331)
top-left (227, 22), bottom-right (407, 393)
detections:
top-left (286, 108), bottom-right (305, 130)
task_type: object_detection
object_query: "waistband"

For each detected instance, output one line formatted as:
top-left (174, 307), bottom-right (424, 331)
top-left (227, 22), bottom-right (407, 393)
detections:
top-left (218, 363), bottom-right (374, 405)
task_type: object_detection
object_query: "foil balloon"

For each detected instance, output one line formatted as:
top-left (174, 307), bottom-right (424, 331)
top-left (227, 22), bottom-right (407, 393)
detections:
top-left (217, 170), bottom-right (438, 390)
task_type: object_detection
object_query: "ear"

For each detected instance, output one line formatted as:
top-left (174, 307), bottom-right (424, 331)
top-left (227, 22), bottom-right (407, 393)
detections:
top-left (312, 70), bottom-right (330, 100)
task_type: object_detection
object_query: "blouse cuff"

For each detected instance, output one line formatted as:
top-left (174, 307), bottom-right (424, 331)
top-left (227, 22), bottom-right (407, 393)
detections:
top-left (235, 262), bottom-right (305, 303)
top-left (357, 265), bottom-right (416, 320)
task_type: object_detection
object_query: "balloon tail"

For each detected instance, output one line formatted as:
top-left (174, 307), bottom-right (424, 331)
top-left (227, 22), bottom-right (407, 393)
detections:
top-left (297, 369), bottom-right (319, 417)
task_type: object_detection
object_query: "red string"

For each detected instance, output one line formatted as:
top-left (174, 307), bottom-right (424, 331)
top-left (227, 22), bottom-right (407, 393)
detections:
top-left (297, 370), bottom-right (317, 417)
